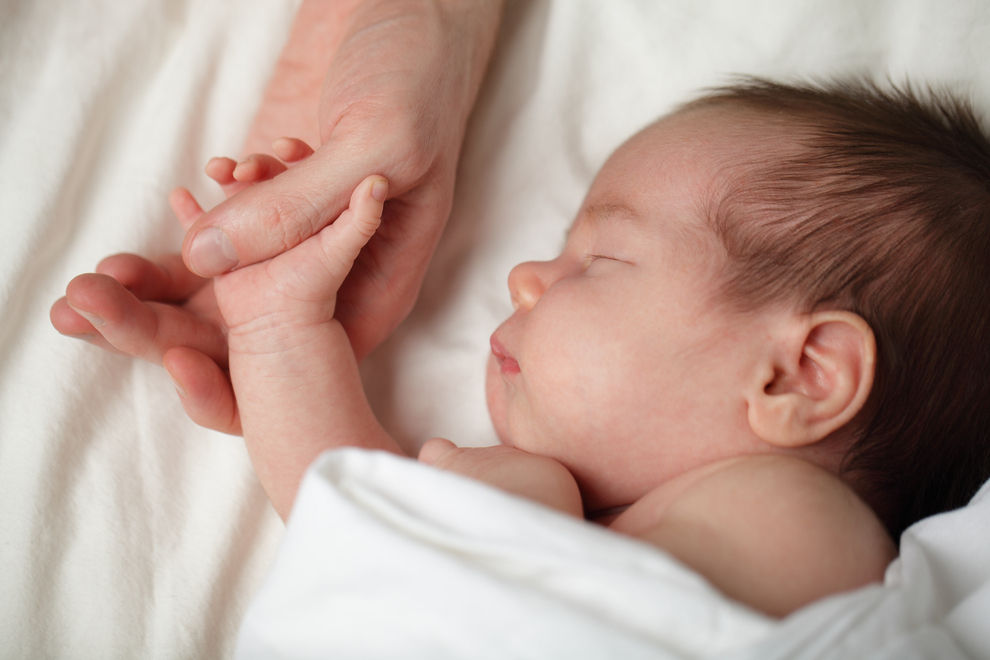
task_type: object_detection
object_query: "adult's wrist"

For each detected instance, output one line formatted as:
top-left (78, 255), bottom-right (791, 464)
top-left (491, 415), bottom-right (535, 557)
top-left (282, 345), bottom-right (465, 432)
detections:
top-left (317, 0), bottom-right (505, 140)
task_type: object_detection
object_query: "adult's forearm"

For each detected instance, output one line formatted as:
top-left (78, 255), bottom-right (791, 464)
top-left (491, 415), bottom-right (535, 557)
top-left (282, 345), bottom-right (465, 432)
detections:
top-left (246, 0), bottom-right (503, 153)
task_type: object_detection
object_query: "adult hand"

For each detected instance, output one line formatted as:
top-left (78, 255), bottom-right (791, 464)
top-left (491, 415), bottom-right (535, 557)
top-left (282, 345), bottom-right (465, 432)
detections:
top-left (52, 0), bottom-right (502, 434)
top-left (182, 0), bottom-right (503, 359)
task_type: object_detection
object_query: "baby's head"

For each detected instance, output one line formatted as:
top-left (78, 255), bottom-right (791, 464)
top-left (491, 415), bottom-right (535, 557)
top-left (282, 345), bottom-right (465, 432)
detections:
top-left (487, 78), bottom-right (990, 537)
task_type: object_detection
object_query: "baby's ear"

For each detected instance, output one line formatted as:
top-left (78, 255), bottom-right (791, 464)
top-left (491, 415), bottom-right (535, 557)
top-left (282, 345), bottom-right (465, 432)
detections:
top-left (746, 311), bottom-right (876, 448)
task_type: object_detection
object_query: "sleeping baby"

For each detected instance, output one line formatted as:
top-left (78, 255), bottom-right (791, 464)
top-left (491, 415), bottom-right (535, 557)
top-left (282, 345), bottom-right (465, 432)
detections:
top-left (54, 78), bottom-right (990, 617)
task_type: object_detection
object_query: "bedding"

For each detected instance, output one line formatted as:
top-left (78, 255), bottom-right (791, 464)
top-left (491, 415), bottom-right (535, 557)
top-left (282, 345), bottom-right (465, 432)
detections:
top-left (237, 449), bottom-right (990, 659)
top-left (2, 0), bottom-right (989, 658)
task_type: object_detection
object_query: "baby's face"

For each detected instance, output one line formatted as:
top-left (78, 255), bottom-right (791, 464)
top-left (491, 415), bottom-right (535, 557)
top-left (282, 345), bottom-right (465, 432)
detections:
top-left (486, 108), bottom-right (780, 511)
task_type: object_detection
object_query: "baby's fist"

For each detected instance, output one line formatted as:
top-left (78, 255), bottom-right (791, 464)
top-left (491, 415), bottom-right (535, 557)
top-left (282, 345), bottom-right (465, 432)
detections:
top-left (418, 439), bottom-right (583, 517)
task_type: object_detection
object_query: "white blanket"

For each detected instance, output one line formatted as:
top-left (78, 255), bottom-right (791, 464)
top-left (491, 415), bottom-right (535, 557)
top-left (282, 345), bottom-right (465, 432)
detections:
top-left (2, 0), bottom-right (989, 657)
top-left (237, 450), bottom-right (773, 659)
top-left (238, 449), bottom-right (990, 659)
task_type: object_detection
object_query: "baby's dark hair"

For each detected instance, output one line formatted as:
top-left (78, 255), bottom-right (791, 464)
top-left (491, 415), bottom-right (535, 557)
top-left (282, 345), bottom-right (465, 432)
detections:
top-left (690, 77), bottom-right (990, 538)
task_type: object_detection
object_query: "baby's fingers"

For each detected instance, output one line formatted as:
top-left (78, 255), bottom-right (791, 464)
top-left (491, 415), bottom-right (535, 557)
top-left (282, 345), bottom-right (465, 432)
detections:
top-left (205, 140), bottom-right (310, 200)
top-left (318, 175), bottom-right (388, 283)
top-left (418, 437), bottom-right (460, 466)
top-left (232, 153), bottom-right (287, 183)
top-left (169, 187), bottom-right (205, 231)
top-left (205, 157), bottom-right (237, 188)
top-left (271, 137), bottom-right (314, 163)
top-left (204, 156), bottom-right (285, 197)
top-left (265, 175), bottom-right (387, 302)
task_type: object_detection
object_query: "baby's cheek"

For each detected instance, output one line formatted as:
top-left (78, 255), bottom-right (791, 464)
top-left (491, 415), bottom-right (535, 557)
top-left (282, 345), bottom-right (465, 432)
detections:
top-left (530, 319), bottom-right (635, 442)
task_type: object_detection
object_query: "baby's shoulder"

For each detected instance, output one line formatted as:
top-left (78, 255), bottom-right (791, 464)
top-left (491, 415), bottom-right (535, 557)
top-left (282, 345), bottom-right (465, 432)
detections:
top-left (627, 455), bottom-right (897, 616)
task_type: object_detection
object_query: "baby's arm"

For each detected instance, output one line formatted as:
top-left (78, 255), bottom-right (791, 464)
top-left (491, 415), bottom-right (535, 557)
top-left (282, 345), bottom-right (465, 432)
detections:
top-left (175, 174), bottom-right (404, 519)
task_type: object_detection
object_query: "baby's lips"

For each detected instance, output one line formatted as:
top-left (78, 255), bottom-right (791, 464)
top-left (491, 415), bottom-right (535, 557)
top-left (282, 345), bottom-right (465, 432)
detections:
top-left (490, 334), bottom-right (521, 374)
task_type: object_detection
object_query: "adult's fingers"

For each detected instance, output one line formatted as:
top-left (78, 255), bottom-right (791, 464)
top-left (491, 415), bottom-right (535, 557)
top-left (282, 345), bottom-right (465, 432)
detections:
top-left (50, 297), bottom-right (119, 352)
top-left (64, 273), bottom-right (227, 366)
top-left (95, 253), bottom-right (208, 302)
top-left (181, 149), bottom-right (365, 277)
top-left (163, 347), bottom-right (241, 435)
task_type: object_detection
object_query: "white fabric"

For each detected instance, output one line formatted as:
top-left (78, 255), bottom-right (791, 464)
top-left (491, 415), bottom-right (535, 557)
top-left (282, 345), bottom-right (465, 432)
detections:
top-left (238, 450), bottom-right (990, 659)
top-left (0, 3), bottom-right (298, 658)
top-left (237, 449), bottom-right (773, 660)
top-left (2, 0), bottom-right (989, 657)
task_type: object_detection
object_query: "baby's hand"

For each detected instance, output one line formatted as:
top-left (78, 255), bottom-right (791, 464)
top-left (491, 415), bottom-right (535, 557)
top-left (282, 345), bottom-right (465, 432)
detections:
top-left (49, 139), bottom-right (316, 434)
top-left (203, 136), bottom-right (315, 198)
top-left (196, 161), bottom-right (394, 518)
top-left (173, 172), bottom-right (387, 357)
top-left (418, 439), bottom-right (584, 517)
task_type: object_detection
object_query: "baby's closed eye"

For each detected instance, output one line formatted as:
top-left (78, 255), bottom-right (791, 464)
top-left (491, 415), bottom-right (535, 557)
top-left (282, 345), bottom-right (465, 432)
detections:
top-left (584, 253), bottom-right (632, 268)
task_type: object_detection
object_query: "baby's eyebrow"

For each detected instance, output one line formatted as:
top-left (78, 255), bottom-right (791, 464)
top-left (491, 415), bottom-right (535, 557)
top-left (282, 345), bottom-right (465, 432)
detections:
top-left (565, 201), bottom-right (640, 241)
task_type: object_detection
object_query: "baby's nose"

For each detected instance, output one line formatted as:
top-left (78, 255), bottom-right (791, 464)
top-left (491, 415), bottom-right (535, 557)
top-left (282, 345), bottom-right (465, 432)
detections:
top-left (507, 260), bottom-right (549, 310)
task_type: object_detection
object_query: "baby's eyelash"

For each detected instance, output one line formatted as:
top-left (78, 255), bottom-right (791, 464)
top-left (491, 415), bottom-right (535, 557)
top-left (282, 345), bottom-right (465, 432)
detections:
top-left (584, 253), bottom-right (633, 267)
top-left (583, 254), bottom-right (617, 268)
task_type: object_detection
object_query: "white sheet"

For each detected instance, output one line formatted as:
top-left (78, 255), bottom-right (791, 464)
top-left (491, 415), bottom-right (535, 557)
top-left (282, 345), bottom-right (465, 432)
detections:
top-left (0, 2), bottom-right (299, 657)
top-left (238, 449), bottom-right (990, 659)
top-left (237, 449), bottom-right (774, 659)
top-left (2, 0), bottom-right (989, 658)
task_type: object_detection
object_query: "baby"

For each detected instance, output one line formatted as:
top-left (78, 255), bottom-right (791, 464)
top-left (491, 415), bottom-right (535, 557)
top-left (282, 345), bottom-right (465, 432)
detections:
top-left (56, 78), bottom-right (990, 617)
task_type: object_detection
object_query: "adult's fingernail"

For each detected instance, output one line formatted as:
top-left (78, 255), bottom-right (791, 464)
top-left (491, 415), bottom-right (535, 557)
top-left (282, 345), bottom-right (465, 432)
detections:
top-left (70, 307), bottom-right (105, 328)
top-left (167, 372), bottom-right (188, 398)
top-left (188, 227), bottom-right (238, 275)
top-left (371, 178), bottom-right (388, 202)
